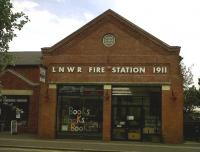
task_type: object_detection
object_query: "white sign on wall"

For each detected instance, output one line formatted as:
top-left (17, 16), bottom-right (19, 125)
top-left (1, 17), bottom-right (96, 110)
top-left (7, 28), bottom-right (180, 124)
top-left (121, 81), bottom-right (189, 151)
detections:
top-left (40, 67), bottom-right (46, 83)
top-left (51, 66), bottom-right (168, 74)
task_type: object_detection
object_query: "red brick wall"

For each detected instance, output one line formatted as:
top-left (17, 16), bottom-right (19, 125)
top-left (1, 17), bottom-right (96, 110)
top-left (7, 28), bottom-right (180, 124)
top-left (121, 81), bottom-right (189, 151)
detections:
top-left (28, 86), bottom-right (40, 133)
top-left (0, 71), bottom-right (33, 90)
top-left (0, 66), bottom-right (40, 134)
top-left (103, 88), bottom-right (112, 141)
top-left (39, 14), bottom-right (183, 143)
top-left (10, 66), bottom-right (40, 83)
top-left (162, 79), bottom-right (183, 144)
top-left (38, 84), bottom-right (57, 139)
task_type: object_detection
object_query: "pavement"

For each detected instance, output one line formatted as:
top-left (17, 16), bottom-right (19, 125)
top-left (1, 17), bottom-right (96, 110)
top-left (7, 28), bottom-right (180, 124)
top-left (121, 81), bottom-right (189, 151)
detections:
top-left (0, 132), bottom-right (200, 152)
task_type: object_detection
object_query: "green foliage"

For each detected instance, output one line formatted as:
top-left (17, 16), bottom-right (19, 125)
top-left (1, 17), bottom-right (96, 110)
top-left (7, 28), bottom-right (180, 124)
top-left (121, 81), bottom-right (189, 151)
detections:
top-left (181, 62), bottom-right (200, 120)
top-left (184, 86), bottom-right (200, 121)
top-left (180, 62), bottom-right (194, 90)
top-left (0, 0), bottom-right (29, 72)
top-left (184, 86), bottom-right (200, 114)
top-left (0, 52), bottom-right (14, 71)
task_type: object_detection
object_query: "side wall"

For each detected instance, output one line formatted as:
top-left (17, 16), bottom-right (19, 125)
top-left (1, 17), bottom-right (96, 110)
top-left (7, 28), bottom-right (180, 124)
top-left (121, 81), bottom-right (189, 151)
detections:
top-left (38, 84), bottom-right (57, 138)
top-left (162, 82), bottom-right (183, 143)
top-left (0, 66), bottom-right (40, 133)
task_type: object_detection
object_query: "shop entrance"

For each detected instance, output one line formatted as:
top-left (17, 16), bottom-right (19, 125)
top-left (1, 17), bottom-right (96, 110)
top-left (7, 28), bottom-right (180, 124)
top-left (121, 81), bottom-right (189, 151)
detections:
top-left (0, 95), bottom-right (29, 132)
top-left (111, 86), bottom-right (161, 141)
top-left (112, 105), bottom-right (143, 141)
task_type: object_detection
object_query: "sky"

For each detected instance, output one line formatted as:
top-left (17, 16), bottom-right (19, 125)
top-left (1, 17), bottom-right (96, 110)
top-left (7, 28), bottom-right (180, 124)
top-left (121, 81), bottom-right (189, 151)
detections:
top-left (10, 0), bottom-right (200, 87)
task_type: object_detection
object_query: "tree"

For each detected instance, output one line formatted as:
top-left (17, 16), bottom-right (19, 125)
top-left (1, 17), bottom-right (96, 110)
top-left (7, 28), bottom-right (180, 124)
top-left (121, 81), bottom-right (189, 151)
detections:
top-left (0, 0), bottom-right (29, 129)
top-left (181, 62), bottom-right (200, 120)
top-left (184, 86), bottom-right (200, 118)
top-left (0, 0), bottom-right (29, 72)
top-left (180, 62), bottom-right (194, 90)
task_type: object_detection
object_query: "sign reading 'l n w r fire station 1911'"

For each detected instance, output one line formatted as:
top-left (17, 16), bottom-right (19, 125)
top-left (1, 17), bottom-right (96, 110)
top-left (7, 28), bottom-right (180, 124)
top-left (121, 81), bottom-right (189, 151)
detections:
top-left (50, 66), bottom-right (168, 74)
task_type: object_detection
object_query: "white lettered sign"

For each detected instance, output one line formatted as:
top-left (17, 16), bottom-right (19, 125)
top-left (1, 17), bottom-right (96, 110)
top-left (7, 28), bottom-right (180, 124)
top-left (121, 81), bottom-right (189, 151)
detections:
top-left (50, 66), bottom-right (168, 74)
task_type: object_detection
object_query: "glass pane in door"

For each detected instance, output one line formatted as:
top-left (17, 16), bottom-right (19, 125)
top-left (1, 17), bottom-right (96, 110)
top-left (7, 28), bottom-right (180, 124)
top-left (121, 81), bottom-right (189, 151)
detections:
top-left (126, 107), bottom-right (142, 140)
top-left (112, 106), bottom-right (126, 140)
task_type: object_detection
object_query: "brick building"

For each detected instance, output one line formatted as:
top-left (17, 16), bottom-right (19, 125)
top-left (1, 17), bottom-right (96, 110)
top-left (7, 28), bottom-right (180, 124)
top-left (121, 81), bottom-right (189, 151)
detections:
top-left (0, 10), bottom-right (183, 144)
top-left (0, 52), bottom-right (41, 133)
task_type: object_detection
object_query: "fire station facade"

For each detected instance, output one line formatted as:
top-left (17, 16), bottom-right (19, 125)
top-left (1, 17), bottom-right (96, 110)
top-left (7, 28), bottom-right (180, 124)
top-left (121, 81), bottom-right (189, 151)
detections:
top-left (0, 10), bottom-right (183, 144)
